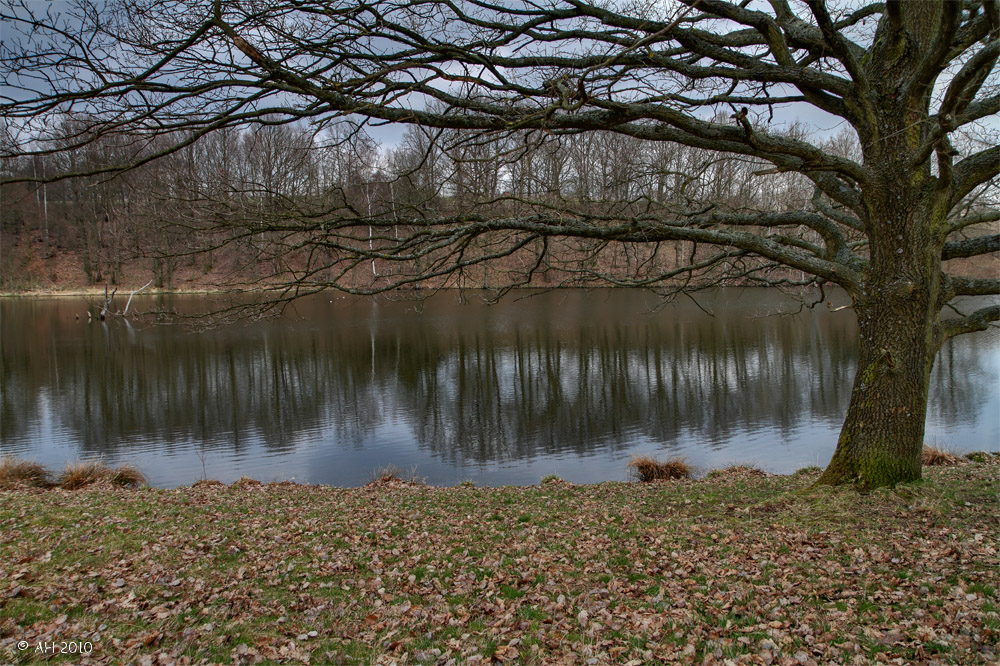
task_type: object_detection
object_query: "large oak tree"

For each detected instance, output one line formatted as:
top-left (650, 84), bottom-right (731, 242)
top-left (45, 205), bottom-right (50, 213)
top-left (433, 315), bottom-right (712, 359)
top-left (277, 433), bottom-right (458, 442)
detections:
top-left (2, 0), bottom-right (998, 488)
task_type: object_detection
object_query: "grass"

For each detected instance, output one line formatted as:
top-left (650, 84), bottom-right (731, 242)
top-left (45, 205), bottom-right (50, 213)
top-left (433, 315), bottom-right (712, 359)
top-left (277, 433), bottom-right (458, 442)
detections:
top-left (367, 464), bottom-right (426, 486)
top-left (1, 458), bottom-right (996, 665)
top-left (57, 461), bottom-right (108, 489)
top-left (0, 458), bottom-right (146, 490)
top-left (57, 460), bottom-right (147, 489)
top-left (966, 451), bottom-right (1000, 463)
top-left (627, 454), bottom-right (692, 482)
top-left (705, 464), bottom-right (768, 479)
top-left (108, 464), bottom-right (147, 488)
top-left (0, 457), bottom-right (50, 488)
top-left (191, 478), bottom-right (225, 487)
top-left (231, 475), bottom-right (262, 487)
top-left (923, 444), bottom-right (965, 467)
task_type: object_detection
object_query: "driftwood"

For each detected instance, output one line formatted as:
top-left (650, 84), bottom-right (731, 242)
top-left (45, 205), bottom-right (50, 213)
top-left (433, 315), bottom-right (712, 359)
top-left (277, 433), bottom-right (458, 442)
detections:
top-left (88, 279), bottom-right (153, 321)
top-left (122, 279), bottom-right (154, 316)
top-left (99, 284), bottom-right (118, 321)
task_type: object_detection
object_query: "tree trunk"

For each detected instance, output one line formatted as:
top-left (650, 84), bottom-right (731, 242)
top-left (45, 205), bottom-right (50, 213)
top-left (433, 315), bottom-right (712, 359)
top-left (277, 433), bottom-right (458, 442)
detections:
top-left (817, 174), bottom-right (945, 489)
top-left (817, 296), bottom-right (935, 488)
top-left (153, 257), bottom-right (166, 288)
top-left (818, 0), bottom-right (951, 489)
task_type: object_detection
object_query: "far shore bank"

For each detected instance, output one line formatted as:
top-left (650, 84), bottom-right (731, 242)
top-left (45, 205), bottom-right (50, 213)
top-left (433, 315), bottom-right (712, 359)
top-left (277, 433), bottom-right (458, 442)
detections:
top-left (0, 283), bottom-right (833, 300)
top-left (0, 287), bottom-right (229, 298)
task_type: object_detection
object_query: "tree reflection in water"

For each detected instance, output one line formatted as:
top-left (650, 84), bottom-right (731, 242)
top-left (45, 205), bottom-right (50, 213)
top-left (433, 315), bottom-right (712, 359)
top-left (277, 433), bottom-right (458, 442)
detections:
top-left (2, 290), bottom-right (996, 486)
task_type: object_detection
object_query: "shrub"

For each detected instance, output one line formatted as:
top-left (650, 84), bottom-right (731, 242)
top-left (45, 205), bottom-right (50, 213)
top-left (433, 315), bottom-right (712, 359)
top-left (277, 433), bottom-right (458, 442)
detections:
top-left (540, 474), bottom-right (563, 484)
top-left (0, 457), bottom-right (51, 488)
top-left (922, 445), bottom-right (964, 467)
top-left (627, 455), bottom-right (691, 483)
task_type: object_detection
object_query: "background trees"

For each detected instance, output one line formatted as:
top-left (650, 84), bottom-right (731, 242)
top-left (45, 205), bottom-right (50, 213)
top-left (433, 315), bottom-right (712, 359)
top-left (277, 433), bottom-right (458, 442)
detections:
top-left (3, 117), bottom-right (833, 291)
top-left (1, 0), bottom-right (998, 488)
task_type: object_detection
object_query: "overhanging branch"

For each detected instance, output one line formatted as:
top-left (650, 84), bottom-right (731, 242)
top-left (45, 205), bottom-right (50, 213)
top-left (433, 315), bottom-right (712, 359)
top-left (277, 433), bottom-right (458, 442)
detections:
top-left (940, 304), bottom-right (1000, 342)
top-left (942, 233), bottom-right (1000, 259)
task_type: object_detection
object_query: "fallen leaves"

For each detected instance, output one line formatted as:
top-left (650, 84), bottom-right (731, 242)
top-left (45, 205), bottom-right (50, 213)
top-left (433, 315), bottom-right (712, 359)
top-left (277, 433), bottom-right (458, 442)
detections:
top-left (0, 460), bottom-right (997, 664)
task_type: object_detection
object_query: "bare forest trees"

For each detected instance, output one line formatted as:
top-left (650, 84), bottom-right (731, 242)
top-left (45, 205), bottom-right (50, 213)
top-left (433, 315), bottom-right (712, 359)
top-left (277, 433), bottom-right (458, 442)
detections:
top-left (5, 116), bottom-right (805, 290)
top-left (2, 0), bottom-right (999, 488)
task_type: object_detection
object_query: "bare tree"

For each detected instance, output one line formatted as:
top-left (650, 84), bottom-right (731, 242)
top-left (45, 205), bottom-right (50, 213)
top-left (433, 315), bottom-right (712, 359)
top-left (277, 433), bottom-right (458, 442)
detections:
top-left (2, 0), bottom-right (999, 488)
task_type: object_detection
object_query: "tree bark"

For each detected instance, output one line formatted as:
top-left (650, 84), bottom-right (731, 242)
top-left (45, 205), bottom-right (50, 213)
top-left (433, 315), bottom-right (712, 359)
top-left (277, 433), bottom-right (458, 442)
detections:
top-left (816, 0), bottom-right (959, 489)
top-left (817, 154), bottom-right (945, 488)
top-left (817, 296), bottom-right (935, 488)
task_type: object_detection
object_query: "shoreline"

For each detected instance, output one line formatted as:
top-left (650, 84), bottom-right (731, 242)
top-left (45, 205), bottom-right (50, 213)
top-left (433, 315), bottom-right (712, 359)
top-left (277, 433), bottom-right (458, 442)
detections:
top-left (2, 449), bottom-right (993, 493)
top-left (0, 287), bottom-right (231, 298)
top-left (0, 283), bottom-right (837, 298)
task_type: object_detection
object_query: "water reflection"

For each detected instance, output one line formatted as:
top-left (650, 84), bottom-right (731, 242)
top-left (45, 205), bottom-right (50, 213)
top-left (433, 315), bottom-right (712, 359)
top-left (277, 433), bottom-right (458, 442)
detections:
top-left (1, 290), bottom-right (997, 486)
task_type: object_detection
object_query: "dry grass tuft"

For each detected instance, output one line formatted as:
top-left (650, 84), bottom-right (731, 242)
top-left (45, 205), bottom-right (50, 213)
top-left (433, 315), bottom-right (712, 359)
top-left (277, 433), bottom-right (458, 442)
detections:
top-left (0, 457), bottom-right (51, 488)
top-left (192, 478), bottom-right (225, 487)
top-left (232, 476), bottom-right (263, 487)
top-left (366, 465), bottom-right (426, 487)
top-left (706, 464), bottom-right (768, 480)
top-left (370, 464), bottom-right (403, 484)
top-left (4, 458), bottom-right (145, 491)
top-left (628, 455), bottom-right (691, 483)
top-left (58, 461), bottom-right (111, 490)
top-left (109, 464), bottom-right (146, 488)
top-left (922, 445), bottom-right (964, 467)
top-left (965, 451), bottom-right (999, 463)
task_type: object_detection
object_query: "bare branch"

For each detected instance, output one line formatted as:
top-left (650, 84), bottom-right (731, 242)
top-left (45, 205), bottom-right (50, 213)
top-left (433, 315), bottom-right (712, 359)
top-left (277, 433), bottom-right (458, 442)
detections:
top-left (940, 303), bottom-right (1000, 342)
top-left (953, 145), bottom-right (1000, 203)
top-left (949, 275), bottom-right (1000, 295)
top-left (942, 233), bottom-right (1000, 259)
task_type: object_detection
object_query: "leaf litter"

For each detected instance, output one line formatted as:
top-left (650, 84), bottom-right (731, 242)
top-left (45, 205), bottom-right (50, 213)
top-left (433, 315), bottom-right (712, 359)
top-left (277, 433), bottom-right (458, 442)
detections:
top-left (0, 459), bottom-right (997, 665)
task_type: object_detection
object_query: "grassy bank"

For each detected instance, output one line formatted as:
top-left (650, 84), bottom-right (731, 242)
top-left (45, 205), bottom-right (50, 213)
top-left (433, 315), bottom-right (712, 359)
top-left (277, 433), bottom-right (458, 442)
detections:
top-left (1, 461), bottom-right (997, 665)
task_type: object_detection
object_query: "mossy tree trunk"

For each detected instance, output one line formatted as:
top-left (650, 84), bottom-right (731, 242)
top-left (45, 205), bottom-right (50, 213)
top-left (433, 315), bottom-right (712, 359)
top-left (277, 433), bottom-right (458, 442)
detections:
top-left (817, 167), bottom-right (949, 488)
top-left (817, 260), bottom-right (941, 488)
top-left (818, 1), bottom-right (951, 488)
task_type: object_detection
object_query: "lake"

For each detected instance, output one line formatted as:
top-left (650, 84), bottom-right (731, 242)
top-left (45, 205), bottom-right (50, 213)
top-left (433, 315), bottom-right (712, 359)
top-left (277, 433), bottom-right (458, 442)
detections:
top-left (2, 289), bottom-right (997, 487)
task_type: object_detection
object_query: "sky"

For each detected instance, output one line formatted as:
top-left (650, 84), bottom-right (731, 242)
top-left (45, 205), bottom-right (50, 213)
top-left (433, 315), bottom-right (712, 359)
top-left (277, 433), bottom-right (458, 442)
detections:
top-left (1, 0), bottom-right (996, 155)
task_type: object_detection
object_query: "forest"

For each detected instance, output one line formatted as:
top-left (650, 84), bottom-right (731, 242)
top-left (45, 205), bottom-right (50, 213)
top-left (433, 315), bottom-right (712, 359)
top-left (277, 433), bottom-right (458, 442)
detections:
top-left (3, 118), bottom-right (929, 294)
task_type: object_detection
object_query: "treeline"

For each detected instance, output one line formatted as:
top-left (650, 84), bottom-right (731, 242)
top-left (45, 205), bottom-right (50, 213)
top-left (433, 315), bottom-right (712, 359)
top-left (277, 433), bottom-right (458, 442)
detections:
top-left (2, 115), bottom-right (857, 291)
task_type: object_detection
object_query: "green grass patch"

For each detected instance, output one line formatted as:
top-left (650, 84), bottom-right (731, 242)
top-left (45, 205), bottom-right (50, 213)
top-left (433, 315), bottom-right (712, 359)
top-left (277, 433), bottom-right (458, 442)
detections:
top-left (0, 460), bottom-right (996, 665)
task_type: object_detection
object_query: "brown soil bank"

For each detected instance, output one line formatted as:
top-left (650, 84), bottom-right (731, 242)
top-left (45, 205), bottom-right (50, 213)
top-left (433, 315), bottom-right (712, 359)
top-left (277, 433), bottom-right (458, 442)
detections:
top-left (3, 228), bottom-right (998, 298)
top-left (1, 460), bottom-right (997, 665)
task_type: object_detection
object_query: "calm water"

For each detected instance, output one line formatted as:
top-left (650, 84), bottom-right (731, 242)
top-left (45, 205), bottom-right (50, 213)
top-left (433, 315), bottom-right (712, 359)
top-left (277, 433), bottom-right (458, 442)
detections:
top-left (2, 289), bottom-right (998, 487)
